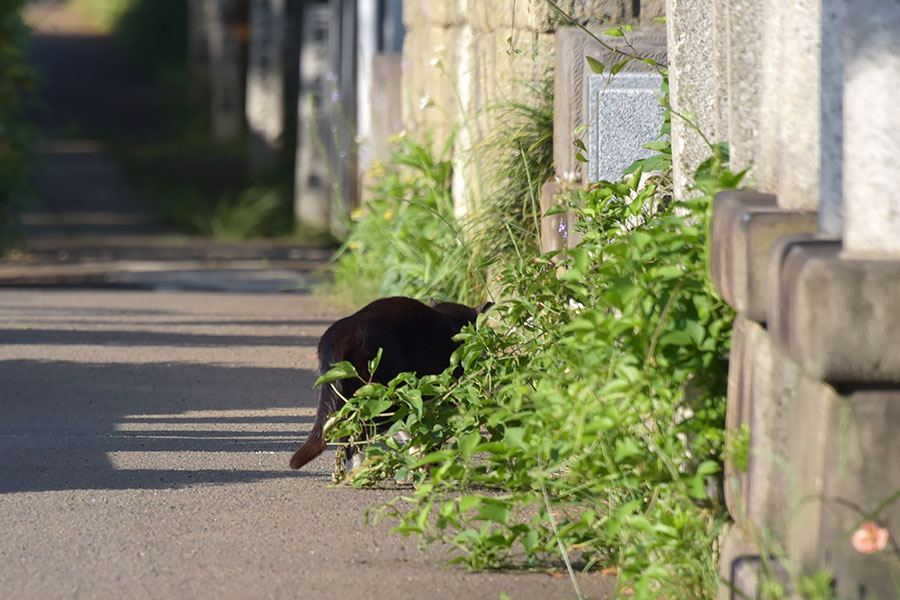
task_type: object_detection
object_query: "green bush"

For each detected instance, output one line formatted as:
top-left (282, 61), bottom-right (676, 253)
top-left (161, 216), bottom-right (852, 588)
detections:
top-left (0, 0), bottom-right (37, 251)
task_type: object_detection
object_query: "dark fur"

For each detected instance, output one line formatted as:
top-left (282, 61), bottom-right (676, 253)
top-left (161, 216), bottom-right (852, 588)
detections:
top-left (290, 296), bottom-right (491, 470)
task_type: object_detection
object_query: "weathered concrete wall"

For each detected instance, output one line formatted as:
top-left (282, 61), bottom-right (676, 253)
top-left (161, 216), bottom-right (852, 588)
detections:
top-left (402, 0), bottom-right (665, 215)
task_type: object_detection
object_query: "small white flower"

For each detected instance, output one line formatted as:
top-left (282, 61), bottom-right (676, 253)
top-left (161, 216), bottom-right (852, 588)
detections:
top-left (419, 94), bottom-right (434, 110)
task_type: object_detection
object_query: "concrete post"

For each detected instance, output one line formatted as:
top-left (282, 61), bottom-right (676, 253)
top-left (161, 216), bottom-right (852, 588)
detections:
top-left (294, 3), bottom-right (331, 232)
top-left (842, 0), bottom-right (900, 256)
top-left (246, 0), bottom-right (285, 175)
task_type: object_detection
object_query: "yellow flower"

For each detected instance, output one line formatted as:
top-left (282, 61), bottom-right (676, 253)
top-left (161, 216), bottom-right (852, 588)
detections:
top-left (349, 241), bottom-right (361, 250)
top-left (388, 130), bottom-right (408, 144)
top-left (383, 209), bottom-right (394, 220)
top-left (366, 160), bottom-right (386, 178)
top-left (350, 207), bottom-right (364, 220)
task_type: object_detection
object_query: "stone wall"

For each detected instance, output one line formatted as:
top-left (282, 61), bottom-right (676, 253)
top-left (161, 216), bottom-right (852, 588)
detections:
top-left (671, 1), bottom-right (900, 596)
top-left (401, 0), bottom-right (665, 215)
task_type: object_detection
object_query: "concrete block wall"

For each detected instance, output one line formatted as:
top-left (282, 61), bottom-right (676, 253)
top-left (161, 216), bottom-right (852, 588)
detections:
top-left (674, 1), bottom-right (900, 594)
top-left (401, 0), bottom-right (665, 216)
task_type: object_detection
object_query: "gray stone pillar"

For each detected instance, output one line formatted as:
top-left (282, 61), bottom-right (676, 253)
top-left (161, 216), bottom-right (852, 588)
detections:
top-left (294, 3), bottom-right (331, 232)
top-left (723, 0), bottom-right (764, 176)
top-left (202, 0), bottom-right (243, 142)
top-left (819, 0), bottom-right (844, 236)
top-left (842, 0), bottom-right (900, 256)
top-left (665, 0), bottom-right (727, 199)
top-left (757, 0), bottom-right (822, 211)
top-left (246, 0), bottom-right (286, 175)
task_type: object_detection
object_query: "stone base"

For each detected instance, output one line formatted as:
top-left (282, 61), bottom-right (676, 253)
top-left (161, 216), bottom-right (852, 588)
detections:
top-left (709, 190), bottom-right (817, 323)
top-left (769, 236), bottom-right (900, 384)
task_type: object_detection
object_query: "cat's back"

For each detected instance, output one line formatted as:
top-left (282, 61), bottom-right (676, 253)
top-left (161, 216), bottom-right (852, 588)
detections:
top-left (319, 297), bottom-right (447, 349)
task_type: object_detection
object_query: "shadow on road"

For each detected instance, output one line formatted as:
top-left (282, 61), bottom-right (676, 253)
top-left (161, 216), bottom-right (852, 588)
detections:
top-left (0, 356), bottom-right (328, 494)
top-left (0, 291), bottom-right (335, 494)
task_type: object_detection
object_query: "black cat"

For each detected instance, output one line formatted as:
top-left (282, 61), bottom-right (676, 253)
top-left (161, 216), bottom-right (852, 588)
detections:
top-left (290, 296), bottom-right (491, 471)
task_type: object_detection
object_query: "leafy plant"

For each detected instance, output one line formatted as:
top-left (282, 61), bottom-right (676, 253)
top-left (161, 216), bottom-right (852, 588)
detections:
top-left (326, 121), bottom-right (744, 599)
top-left (320, 13), bottom-right (754, 598)
top-left (331, 135), bottom-right (485, 306)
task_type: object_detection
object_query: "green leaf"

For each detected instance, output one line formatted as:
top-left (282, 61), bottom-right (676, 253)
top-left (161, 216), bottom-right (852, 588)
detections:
top-left (361, 397), bottom-right (393, 418)
top-left (522, 528), bottom-right (539, 553)
top-left (586, 56), bottom-right (605, 74)
top-left (543, 204), bottom-right (567, 216)
top-left (457, 431), bottom-right (482, 457)
top-left (478, 500), bottom-right (510, 524)
top-left (314, 361), bottom-right (359, 387)
top-left (602, 28), bottom-right (624, 37)
top-left (504, 426), bottom-right (526, 449)
top-left (412, 451), bottom-right (453, 467)
top-left (458, 495), bottom-right (482, 513)
top-left (367, 347), bottom-right (383, 377)
top-left (614, 437), bottom-right (642, 462)
top-left (408, 394), bottom-right (423, 419)
top-left (611, 58), bottom-right (632, 75)
top-left (575, 152), bottom-right (588, 163)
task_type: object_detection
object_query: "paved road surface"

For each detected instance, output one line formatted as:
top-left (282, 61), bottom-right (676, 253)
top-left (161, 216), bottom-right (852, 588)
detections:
top-left (0, 290), bottom-right (614, 599)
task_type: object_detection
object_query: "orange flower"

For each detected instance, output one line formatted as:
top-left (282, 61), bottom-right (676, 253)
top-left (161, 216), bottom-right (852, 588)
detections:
top-left (851, 521), bottom-right (889, 554)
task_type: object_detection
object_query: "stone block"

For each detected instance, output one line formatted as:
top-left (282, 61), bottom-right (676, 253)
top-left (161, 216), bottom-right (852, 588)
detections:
top-left (785, 384), bottom-right (900, 599)
top-left (819, 0), bottom-right (844, 237)
top-left (294, 2), bottom-right (331, 231)
top-left (203, 0), bottom-right (243, 142)
top-left (400, 25), bottom-right (459, 155)
top-left (708, 190), bottom-right (817, 323)
top-left (717, 525), bottom-right (790, 600)
top-left (723, 0), bottom-right (764, 177)
top-left (769, 238), bottom-right (900, 384)
top-left (468, 0), bottom-right (630, 34)
top-left (756, 0), bottom-right (822, 210)
top-left (402, 0), bottom-right (460, 29)
top-left (452, 27), bottom-right (555, 216)
top-left (637, 0), bottom-right (666, 24)
top-left (587, 72), bottom-right (665, 182)
top-left (665, 0), bottom-right (728, 199)
top-left (554, 26), bottom-right (667, 182)
top-left (727, 320), bottom-right (900, 595)
top-left (724, 315), bottom-right (800, 531)
top-left (368, 54), bottom-right (404, 165)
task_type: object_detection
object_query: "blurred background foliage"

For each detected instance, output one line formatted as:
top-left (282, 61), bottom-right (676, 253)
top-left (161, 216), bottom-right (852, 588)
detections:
top-left (0, 0), bottom-right (38, 251)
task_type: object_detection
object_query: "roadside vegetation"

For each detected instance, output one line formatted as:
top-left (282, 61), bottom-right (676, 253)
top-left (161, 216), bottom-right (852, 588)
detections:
top-left (321, 19), bottom-right (748, 598)
top-left (0, 0), bottom-right (37, 253)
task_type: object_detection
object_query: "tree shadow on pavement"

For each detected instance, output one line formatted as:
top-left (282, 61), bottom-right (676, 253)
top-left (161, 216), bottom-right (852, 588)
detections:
top-left (0, 358), bottom-right (329, 493)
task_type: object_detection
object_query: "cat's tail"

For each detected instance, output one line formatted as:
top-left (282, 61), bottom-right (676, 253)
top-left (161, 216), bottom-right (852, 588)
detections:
top-left (289, 378), bottom-right (341, 470)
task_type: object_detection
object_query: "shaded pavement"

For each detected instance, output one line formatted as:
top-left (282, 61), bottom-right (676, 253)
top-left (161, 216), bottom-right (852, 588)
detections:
top-left (0, 3), bottom-right (615, 599)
